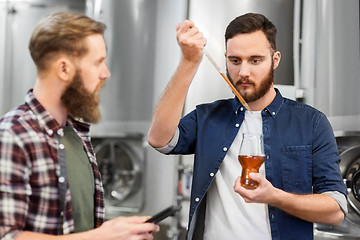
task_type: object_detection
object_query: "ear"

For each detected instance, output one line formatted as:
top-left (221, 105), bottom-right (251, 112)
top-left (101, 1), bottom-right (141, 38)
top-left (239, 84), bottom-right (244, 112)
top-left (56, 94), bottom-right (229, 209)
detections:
top-left (55, 57), bottom-right (75, 82)
top-left (273, 51), bottom-right (281, 69)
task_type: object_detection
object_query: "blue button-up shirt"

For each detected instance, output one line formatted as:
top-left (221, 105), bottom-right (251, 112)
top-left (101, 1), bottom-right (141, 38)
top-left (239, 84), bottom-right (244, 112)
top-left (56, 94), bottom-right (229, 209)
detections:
top-left (168, 89), bottom-right (347, 240)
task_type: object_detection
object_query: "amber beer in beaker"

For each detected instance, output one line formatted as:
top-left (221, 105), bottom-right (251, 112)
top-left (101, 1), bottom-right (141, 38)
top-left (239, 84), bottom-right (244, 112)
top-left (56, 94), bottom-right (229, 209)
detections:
top-left (238, 155), bottom-right (265, 189)
top-left (238, 133), bottom-right (265, 189)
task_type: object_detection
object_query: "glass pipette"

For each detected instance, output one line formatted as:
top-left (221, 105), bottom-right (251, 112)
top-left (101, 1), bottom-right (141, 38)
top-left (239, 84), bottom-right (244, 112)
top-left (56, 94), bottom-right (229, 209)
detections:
top-left (203, 48), bottom-right (252, 113)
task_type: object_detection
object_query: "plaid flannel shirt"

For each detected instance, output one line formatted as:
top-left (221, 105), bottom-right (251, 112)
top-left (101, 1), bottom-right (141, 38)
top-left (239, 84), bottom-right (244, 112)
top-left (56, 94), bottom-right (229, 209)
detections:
top-left (0, 90), bottom-right (105, 239)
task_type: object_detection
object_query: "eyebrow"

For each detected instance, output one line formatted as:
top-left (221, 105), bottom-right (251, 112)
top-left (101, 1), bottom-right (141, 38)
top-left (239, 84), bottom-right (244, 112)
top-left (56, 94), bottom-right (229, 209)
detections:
top-left (227, 55), bottom-right (266, 59)
top-left (95, 56), bottom-right (106, 64)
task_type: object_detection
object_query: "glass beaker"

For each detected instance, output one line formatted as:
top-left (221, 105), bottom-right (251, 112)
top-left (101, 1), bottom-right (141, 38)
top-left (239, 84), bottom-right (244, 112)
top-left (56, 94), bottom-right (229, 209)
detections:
top-left (238, 133), bottom-right (265, 189)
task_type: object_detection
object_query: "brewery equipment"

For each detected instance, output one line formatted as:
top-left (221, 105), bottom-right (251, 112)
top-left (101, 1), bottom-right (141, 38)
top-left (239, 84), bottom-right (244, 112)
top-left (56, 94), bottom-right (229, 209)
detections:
top-left (314, 132), bottom-right (360, 239)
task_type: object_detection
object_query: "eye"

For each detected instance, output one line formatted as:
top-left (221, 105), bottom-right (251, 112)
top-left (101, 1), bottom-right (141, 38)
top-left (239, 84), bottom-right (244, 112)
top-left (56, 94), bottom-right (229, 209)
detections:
top-left (96, 57), bottom-right (106, 66)
top-left (229, 58), bottom-right (240, 65)
top-left (251, 59), bottom-right (261, 64)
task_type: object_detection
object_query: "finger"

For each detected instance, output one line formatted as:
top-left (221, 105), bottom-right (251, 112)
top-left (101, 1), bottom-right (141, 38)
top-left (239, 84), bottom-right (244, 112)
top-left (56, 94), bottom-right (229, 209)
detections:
top-left (130, 222), bottom-right (159, 234)
top-left (125, 216), bottom-right (150, 223)
top-left (137, 232), bottom-right (155, 240)
top-left (191, 31), bottom-right (204, 40)
top-left (177, 20), bottom-right (195, 34)
top-left (132, 233), bottom-right (154, 240)
top-left (234, 176), bottom-right (241, 189)
top-left (234, 179), bottom-right (247, 194)
top-left (138, 228), bottom-right (158, 236)
top-left (153, 224), bottom-right (160, 232)
top-left (249, 172), bottom-right (262, 182)
top-left (186, 26), bottom-right (200, 36)
top-left (180, 23), bottom-right (202, 39)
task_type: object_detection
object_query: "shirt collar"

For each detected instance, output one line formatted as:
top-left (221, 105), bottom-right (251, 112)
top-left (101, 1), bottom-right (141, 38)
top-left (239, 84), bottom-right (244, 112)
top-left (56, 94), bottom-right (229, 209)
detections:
top-left (25, 89), bottom-right (62, 137)
top-left (25, 89), bottom-right (90, 137)
top-left (263, 88), bottom-right (284, 118)
top-left (231, 97), bottom-right (246, 114)
top-left (68, 116), bottom-right (91, 134)
top-left (231, 88), bottom-right (284, 118)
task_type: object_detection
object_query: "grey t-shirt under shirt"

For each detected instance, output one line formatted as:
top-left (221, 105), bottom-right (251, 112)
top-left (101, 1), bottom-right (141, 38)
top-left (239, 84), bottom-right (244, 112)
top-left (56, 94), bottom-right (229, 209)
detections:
top-left (62, 124), bottom-right (95, 232)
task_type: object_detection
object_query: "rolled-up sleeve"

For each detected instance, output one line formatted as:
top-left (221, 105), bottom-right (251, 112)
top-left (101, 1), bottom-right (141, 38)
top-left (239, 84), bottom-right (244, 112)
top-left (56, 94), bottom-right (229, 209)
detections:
top-left (155, 128), bottom-right (180, 154)
top-left (322, 191), bottom-right (348, 216)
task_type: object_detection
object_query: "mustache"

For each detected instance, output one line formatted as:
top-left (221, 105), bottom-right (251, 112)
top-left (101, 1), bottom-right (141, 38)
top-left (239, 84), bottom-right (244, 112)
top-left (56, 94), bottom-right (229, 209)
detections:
top-left (95, 80), bottom-right (106, 93)
top-left (235, 78), bottom-right (255, 85)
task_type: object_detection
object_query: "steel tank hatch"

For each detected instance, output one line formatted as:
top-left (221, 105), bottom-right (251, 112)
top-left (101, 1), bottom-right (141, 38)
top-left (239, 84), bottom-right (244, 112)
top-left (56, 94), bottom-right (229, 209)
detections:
top-left (92, 135), bottom-right (145, 218)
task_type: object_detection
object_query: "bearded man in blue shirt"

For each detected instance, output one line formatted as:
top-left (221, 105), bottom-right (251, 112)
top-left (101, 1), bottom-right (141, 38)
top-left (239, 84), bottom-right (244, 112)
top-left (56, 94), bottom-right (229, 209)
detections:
top-left (147, 13), bottom-right (347, 240)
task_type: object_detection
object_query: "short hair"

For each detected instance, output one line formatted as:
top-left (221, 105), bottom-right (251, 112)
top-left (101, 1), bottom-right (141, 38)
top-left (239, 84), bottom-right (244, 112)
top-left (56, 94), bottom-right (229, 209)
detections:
top-left (225, 13), bottom-right (277, 50)
top-left (29, 12), bottom-right (106, 72)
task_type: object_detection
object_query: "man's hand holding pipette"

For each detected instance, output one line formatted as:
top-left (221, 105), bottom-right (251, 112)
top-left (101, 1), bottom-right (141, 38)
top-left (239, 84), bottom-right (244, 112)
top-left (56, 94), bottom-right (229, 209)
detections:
top-left (176, 20), bottom-right (207, 64)
top-left (176, 20), bottom-right (252, 112)
top-left (148, 20), bottom-right (207, 148)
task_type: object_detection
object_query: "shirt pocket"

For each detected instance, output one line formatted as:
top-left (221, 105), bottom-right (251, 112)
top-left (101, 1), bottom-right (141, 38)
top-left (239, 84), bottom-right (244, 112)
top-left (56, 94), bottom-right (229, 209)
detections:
top-left (281, 145), bottom-right (312, 193)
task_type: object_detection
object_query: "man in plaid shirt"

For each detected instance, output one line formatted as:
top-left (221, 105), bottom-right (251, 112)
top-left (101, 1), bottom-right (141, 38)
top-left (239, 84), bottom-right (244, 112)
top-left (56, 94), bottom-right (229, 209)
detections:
top-left (0, 12), bottom-right (159, 240)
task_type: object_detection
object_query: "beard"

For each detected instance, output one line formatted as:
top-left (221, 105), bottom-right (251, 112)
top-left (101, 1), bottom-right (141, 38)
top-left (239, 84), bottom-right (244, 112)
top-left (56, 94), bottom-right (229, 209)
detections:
top-left (227, 61), bottom-right (274, 103)
top-left (61, 70), bottom-right (104, 123)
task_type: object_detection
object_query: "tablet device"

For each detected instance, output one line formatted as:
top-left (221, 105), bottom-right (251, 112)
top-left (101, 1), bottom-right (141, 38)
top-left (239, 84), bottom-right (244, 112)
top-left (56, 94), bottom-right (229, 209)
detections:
top-left (145, 205), bottom-right (182, 224)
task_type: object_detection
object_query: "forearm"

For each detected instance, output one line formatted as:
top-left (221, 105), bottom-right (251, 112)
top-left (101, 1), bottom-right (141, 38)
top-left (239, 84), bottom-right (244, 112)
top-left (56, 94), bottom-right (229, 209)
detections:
top-left (148, 57), bottom-right (201, 148)
top-left (270, 189), bottom-right (345, 225)
top-left (13, 216), bottom-right (159, 240)
top-left (16, 230), bottom-right (94, 240)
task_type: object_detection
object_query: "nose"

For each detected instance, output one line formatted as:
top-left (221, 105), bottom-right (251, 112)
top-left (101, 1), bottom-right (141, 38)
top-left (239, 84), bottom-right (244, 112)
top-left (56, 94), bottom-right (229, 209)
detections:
top-left (101, 64), bottom-right (111, 80)
top-left (238, 63), bottom-right (250, 79)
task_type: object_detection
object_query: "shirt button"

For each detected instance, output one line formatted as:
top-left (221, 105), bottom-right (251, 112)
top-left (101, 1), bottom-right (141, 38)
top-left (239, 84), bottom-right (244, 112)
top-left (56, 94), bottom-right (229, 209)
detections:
top-left (195, 197), bottom-right (200, 202)
top-left (235, 123), bottom-right (240, 128)
top-left (272, 112), bottom-right (276, 115)
top-left (210, 173), bottom-right (214, 177)
top-left (223, 147), bottom-right (228, 152)
top-left (59, 144), bottom-right (65, 150)
top-left (267, 155), bottom-right (270, 159)
top-left (47, 129), bottom-right (53, 136)
top-left (57, 128), bottom-right (64, 136)
top-left (240, 107), bottom-right (244, 111)
top-left (58, 176), bottom-right (65, 183)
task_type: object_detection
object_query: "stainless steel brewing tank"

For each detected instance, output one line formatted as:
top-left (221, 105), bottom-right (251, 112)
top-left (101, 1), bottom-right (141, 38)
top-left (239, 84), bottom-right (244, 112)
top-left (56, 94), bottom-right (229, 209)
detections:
top-left (87, 0), bottom-right (158, 217)
top-left (88, 0), bottom-right (157, 131)
top-left (86, 0), bottom-right (185, 224)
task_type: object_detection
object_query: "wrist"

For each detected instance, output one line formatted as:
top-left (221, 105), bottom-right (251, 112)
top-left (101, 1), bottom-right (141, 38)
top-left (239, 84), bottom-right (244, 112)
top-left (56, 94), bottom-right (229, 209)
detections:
top-left (180, 54), bottom-right (203, 65)
top-left (269, 187), bottom-right (286, 207)
top-left (74, 228), bottom-right (97, 240)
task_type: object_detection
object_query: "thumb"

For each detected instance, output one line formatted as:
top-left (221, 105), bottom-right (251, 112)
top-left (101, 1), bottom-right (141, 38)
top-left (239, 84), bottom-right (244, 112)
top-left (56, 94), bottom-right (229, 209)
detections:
top-left (125, 216), bottom-right (150, 223)
top-left (249, 172), bottom-right (262, 182)
top-left (176, 23), bottom-right (181, 31)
